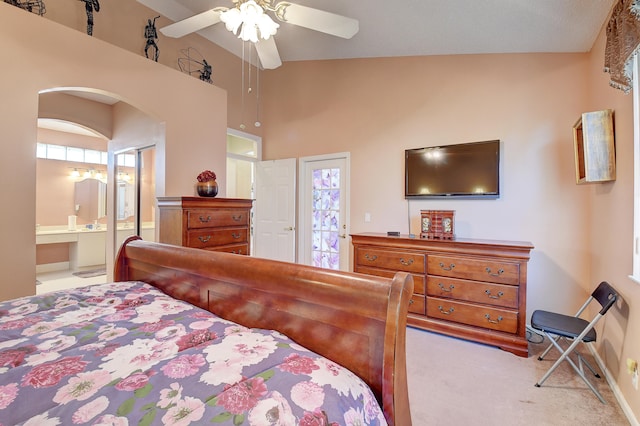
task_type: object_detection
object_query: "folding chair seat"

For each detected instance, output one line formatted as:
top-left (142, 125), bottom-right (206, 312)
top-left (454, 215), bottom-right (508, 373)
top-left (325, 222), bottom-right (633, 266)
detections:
top-left (531, 281), bottom-right (618, 403)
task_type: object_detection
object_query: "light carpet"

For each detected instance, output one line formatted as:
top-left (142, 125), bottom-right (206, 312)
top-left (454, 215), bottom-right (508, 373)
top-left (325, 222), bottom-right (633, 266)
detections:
top-left (406, 327), bottom-right (630, 425)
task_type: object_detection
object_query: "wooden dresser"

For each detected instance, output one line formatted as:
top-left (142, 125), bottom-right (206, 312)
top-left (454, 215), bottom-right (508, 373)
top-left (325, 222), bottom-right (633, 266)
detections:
top-left (157, 197), bottom-right (253, 255)
top-left (351, 233), bottom-right (534, 357)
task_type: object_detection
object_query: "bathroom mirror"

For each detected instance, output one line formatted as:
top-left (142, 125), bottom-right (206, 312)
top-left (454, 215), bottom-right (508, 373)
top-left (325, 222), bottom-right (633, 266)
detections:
top-left (116, 180), bottom-right (135, 220)
top-left (74, 178), bottom-right (134, 223)
top-left (74, 178), bottom-right (107, 223)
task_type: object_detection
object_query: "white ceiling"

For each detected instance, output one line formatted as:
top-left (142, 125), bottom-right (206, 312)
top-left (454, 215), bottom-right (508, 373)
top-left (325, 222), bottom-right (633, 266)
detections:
top-left (138, 0), bottom-right (616, 64)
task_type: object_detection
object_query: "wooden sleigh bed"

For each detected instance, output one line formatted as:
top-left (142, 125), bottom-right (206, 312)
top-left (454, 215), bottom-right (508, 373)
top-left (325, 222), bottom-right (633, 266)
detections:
top-left (0, 237), bottom-right (413, 425)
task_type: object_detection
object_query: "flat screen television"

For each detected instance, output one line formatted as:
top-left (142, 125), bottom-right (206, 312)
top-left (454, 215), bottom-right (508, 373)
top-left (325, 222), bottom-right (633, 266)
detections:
top-left (405, 140), bottom-right (500, 199)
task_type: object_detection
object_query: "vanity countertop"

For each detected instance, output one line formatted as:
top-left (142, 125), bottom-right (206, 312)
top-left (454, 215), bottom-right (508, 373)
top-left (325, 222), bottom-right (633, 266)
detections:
top-left (36, 224), bottom-right (154, 244)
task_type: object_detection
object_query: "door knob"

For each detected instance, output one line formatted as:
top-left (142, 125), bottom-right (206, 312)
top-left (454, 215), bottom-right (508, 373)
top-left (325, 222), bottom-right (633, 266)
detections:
top-left (284, 226), bottom-right (294, 231)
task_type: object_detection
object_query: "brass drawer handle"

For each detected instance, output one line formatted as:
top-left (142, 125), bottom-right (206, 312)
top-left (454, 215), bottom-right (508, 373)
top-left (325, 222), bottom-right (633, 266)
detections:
top-left (409, 299), bottom-right (414, 305)
top-left (485, 289), bottom-right (504, 299)
top-left (232, 214), bottom-right (243, 221)
top-left (199, 215), bottom-right (212, 223)
top-left (364, 254), bottom-right (378, 261)
top-left (198, 235), bottom-right (211, 243)
top-left (439, 262), bottom-right (455, 271)
top-left (437, 283), bottom-right (454, 292)
top-left (437, 305), bottom-right (454, 315)
top-left (485, 267), bottom-right (504, 277)
top-left (231, 233), bottom-right (241, 239)
top-left (400, 258), bottom-right (414, 266)
top-left (484, 314), bottom-right (503, 324)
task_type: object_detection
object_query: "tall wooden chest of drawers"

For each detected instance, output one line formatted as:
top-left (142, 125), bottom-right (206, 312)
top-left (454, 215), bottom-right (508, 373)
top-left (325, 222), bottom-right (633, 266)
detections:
top-left (158, 197), bottom-right (253, 255)
top-left (351, 233), bottom-right (533, 357)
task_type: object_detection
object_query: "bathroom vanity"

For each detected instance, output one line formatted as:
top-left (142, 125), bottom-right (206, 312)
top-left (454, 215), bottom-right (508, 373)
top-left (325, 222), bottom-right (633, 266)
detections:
top-left (36, 224), bottom-right (154, 271)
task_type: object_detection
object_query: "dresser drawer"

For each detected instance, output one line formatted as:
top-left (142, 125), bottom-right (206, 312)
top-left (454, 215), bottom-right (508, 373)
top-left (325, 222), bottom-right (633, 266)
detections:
top-left (428, 255), bottom-right (519, 285)
top-left (409, 294), bottom-right (425, 315)
top-left (426, 276), bottom-right (518, 309)
top-left (427, 297), bottom-right (518, 333)
top-left (355, 265), bottom-right (425, 295)
top-left (207, 244), bottom-right (249, 255)
top-left (187, 209), bottom-right (249, 229)
top-left (355, 247), bottom-right (425, 274)
top-left (186, 228), bottom-right (248, 249)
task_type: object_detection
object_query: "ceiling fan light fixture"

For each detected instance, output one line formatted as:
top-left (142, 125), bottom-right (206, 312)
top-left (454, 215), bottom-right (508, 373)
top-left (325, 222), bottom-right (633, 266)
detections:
top-left (220, 7), bottom-right (243, 34)
top-left (220, 0), bottom-right (279, 43)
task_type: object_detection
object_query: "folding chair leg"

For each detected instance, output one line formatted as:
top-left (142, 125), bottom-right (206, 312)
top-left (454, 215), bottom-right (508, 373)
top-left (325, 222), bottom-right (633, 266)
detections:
top-left (538, 335), bottom-right (561, 360)
top-left (540, 335), bottom-right (601, 379)
top-left (535, 332), bottom-right (606, 404)
top-left (577, 353), bottom-right (600, 379)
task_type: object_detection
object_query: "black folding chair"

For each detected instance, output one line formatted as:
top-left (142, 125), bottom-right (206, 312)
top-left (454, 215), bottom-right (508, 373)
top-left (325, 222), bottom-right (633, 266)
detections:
top-left (531, 281), bottom-right (618, 403)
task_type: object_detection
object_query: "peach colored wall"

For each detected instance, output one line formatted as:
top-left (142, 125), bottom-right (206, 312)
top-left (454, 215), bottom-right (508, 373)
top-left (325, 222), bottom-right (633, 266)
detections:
top-left (36, 243), bottom-right (69, 265)
top-left (0, 3), bottom-right (228, 299)
top-left (585, 21), bottom-right (640, 420)
top-left (263, 54), bottom-right (593, 317)
top-left (35, 160), bottom-right (98, 226)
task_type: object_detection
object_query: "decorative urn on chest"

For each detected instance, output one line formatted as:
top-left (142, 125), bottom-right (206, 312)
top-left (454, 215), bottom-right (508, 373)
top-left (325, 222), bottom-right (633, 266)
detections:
top-left (196, 170), bottom-right (218, 197)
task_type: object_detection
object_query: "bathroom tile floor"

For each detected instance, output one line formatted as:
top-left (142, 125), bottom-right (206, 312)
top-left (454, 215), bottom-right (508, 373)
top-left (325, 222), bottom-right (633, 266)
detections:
top-left (36, 267), bottom-right (107, 295)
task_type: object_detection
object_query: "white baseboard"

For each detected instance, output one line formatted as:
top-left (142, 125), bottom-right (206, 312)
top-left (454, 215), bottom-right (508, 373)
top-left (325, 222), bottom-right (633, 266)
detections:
top-left (36, 261), bottom-right (69, 274)
top-left (588, 344), bottom-right (639, 426)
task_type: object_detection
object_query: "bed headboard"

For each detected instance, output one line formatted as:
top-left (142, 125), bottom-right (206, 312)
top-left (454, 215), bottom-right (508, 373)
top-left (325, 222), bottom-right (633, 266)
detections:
top-left (114, 237), bottom-right (413, 425)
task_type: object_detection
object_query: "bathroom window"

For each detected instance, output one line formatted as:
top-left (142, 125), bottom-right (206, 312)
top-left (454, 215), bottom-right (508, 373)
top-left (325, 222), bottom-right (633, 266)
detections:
top-left (66, 147), bottom-right (84, 162)
top-left (84, 149), bottom-right (102, 164)
top-left (45, 144), bottom-right (66, 161)
top-left (36, 142), bottom-right (107, 165)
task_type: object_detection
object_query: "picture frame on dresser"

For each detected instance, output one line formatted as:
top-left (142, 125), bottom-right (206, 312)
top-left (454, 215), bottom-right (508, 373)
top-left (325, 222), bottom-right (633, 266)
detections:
top-left (351, 232), bottom-right (534, 357)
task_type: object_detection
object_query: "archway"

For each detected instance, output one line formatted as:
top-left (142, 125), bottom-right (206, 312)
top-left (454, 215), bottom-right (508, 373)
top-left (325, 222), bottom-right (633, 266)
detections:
top-left (36, 88), bottom-right (160, 288)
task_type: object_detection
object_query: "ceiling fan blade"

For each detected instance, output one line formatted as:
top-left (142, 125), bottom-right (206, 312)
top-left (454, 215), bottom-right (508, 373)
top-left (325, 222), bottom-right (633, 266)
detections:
top-left (273, 2), bottom-right (359, 39)
top-left (255, 37), bottom-right (282, 69)
top-left (160, 8), bottom-right (227, 38)
top-left (136, 0), bottom-right (195, 19)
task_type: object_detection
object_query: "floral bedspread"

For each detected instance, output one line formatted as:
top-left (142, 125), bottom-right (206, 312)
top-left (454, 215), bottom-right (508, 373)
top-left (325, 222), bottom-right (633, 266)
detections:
top-left (0, 282), bottom-right (387, 426)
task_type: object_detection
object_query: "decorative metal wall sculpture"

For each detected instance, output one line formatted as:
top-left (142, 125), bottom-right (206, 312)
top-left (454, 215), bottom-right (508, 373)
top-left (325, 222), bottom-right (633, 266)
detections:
top-left (178, 48), bottom-right (213, 83)
top-left (144, 16), bottom-right (160, 62)
top-left (79, 0), bottom-right (100, 36)
top-left (4, 0), bottom-right (46, 15)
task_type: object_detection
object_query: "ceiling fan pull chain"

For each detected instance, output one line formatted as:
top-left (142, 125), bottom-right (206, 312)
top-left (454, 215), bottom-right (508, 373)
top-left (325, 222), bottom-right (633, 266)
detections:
top-left (255, 43), bottom-right (262, 127)
top-left (240, 40), bottom-right (246, 129)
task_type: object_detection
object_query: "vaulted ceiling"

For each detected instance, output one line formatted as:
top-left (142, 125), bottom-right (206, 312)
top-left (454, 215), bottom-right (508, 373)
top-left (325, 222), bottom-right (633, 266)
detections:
top-left (138, 0), bottom-right (616, 64)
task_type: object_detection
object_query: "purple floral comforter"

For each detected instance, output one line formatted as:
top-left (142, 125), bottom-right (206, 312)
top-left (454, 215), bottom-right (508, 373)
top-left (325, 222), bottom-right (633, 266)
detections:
top-left (0, 282), bottom-right (387, 426)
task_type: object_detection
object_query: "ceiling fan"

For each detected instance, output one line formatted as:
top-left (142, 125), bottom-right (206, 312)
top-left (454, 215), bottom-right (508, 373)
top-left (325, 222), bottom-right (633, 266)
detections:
top-left (149, 0), bottom-right (359, 70)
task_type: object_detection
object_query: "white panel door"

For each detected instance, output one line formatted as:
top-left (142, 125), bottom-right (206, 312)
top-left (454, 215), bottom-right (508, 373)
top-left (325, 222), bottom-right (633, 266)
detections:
top-left (254, 158), bottom-right (297, 262)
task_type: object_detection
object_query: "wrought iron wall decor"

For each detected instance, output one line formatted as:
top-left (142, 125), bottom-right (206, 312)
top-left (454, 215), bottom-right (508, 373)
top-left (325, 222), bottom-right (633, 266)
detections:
top-left (79, 0), bottom-right (100, 36)
top-left (178, 48), bottom-right (213, 83)
top-left (144, 16), bottom-right (160, 62)
top-left (4, 0), bottom-right (46, 15)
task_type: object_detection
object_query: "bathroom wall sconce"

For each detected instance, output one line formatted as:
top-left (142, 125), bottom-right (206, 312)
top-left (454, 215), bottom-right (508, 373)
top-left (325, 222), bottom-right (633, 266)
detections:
top-left (69, 168), bottom-right (106, 181)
